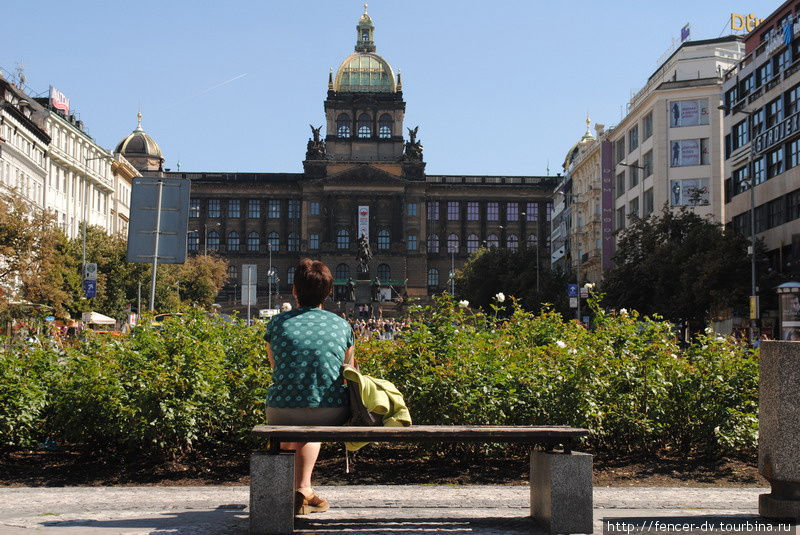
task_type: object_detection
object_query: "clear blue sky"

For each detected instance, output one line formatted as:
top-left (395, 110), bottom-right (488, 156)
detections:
top-left (0, 0), bottom-right (779, 176)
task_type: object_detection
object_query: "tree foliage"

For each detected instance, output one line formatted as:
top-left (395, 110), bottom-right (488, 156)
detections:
top-left (602, 205), bottom-right (751, 331)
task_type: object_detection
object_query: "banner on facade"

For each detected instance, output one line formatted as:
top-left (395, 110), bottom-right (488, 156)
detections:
top-left (670, 178), bottom-right (709, 206)
top-left (357, 205), bottom-right (369, 241)
top-left (601, 141), bottom-right (615, 271)
top-left (669, 99), bottom-right (709, 127)
top-left (670, 139), bottom-right (702, 167)
top-left (49, 86), bottom-right (70, 115)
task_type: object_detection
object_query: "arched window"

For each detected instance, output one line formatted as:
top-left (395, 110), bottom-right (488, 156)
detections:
top-left (268, 232), bottom-right (279, 252)
top-left (466, 233), bottom-right (479, 253)
top-left (227, 231), bottom-right (240, 252)
top-left (287, 232), bottom-right (299, 252)
top-left (287, 266), bottom-right (295, 285)
top-left (377, 263), bottom-right (391, 281)
top-left (486, 233), bottom-right (499, 249)
top-left (377, 229), bottom-right (390, 250)
top-left (427, 268), bottom-right (439, 287)
top-left (378, 113), bottom-right (393, 139)
top-left (337, 113), bottom-right (351, 138)
top-left (427, 234), bottom-right (439, 253)
top-left (188, 230), bottom-right (199, 252)
top-left (207, 230), bottom-right (220, 251)
top-left (247, 232), bottom-right (260, 252)
top-left (357, 113), bottom-right (371, 138)
top-left (528, 234), bottom-right (539, 248)
top-left (447, 233), bottom-right (459, 253)
top-left (337, 229), bottom-right (350, 250)
top-left (335, 263), bottom-right (349, 280)
top-left (507, 234), bottom-right (519, 251)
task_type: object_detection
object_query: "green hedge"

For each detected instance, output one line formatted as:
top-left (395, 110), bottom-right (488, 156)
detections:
top-left (0, 297), bottom-right (758, 459)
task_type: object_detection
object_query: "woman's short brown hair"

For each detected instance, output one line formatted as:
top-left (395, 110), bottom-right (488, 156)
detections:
top-left (293, 258), bottom-right (333, 307)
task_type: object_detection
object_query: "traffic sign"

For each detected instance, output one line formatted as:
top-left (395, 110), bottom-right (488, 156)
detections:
top-left (83, 279), bottom-right (97, 298)
top-left (569, 297), bottom-right (578, 308)
top-left (568, 284), bottom-right (579, 298)
top-left (84, 263), bottom-right (97, 280)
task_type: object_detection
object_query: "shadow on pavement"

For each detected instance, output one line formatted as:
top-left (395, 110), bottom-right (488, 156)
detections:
top-left (297, 515), bottom-right (547, 534)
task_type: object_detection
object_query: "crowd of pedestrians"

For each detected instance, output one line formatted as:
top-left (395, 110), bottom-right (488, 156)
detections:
top-left (346, 317), bottom-right (411, 340)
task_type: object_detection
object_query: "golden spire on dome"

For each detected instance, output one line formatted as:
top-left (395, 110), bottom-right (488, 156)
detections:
top-left (581, 114), bottom-right (594, 141)
top-left (135, 111), bottom-right (143, 132)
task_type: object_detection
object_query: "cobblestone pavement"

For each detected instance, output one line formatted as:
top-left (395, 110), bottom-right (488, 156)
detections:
top-left (0, 485), bottom-right (793, 534)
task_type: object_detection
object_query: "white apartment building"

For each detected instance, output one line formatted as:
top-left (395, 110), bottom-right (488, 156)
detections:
top-left (0, 75), bottom-right (50, 207)
top-left (609, 36), bottom-right (744, 236)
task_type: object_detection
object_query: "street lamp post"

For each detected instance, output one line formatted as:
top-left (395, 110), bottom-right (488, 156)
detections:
top-left (82, 155), bottom-right (109, 282)
top-left (268, 245), bottom-right (274, 310)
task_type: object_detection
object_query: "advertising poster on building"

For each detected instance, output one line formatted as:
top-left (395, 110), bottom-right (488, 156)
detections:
top-left (357, 205), bottom-right (369, 240)
top-left (670, 178), bottom-right (709, 206)
top-left (670, 139), bottom-right (702, 166)
top-left (601, 141), bottom-right (615, 271)
top-left (670, 99), bottom-right (709, 127)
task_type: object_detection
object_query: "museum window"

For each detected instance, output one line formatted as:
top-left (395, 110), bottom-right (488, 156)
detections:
top-left (228, 199), bottom-right (240, 218)
top-left (766, 97), bottom-right (784, 128)
top-left (427, 201), bottom-right (439, 220)
top-left (288, 200), bottom-right (300, 219)
top-left (643, 112), bottom-right (653, 140)
top-left (487, 202), bottom-right (499, 221)
top-left (377, 229), bottom-right (390, 250)
top-left (427, 268), bottom-right (439, 287)
top-left (486, 233), bottom-right (499, 248)
top-left (337, 113), bottom-right (351, 138)
top-left (337, 229), bottom-right (350, 249)
top-left (190, 199), bottom-right (200, 218)
top-left (447, 201), bottom-right (460, 220)
top-left (447, 233), bottom-right (459, 253)
top-left (628, 126), bottom-right (639, 152)
top-left (287, 232), bottom-right (300, 252)
top-left (407, 234), bottom-right (417, 251)
top-left (407, 202), bottom-right (417, 217)
top-left (379, 114), bottom-right (393, 139)
top-left (335, 263), bottom-right (349, 280)
top-left (507, 234), bottom-right (518, 251)
top-left (227, 265), bottom-right (237, 280)
top-left (466, 233), bottom-right (479, 253)
top-left (526, 203), bottom-right (538, 221)
top-left (268, 199), bottom-right (281, 219)
top-left (467, 202), bottom-right (479, 221)
top-left (267, 232), bottom-right (279, 252)
top-left (767, 147), bottom-right (784, 178)
top-left (228, 232), bottom-right (240, 252)
top-left (357, 113), bottom-right (372, 138)
top-left (506, 202), bottom-right (518, 221)
top-left (377, 263), bottom-right (391, 281)
top-left (247, 199), bottom-right (260, 219)
top-left (427, 234), bottom-right (439, 253)
top-left (309, 233), bottom-right (319, 250)
top-left (208, 199), bottom-right (221, 218)
top-left (287, 267), bottom-right (295, 285)
top-left (247, 232), bottom-right (260, 252)
top-left (310, 201), bottom-right (320, 216)
top-left (188, 231), bottom-right (199, 252)
top-left (207, 231), bottom-right (220, 251)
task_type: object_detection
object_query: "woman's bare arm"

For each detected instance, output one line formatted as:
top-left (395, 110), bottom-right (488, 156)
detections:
top-left (266, 342), bottom-right (275, 368)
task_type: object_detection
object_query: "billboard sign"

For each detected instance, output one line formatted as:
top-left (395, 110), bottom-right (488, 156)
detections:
top-left (670, 99), bottom-right (709, 127)
top-left (127, 177), bottom-right (191, 264)
top-left (49, 86), bottom-right (70, 115)
top-left (357, 205), bottom-right (369, 240)
top-left (601, 141), bottom-right (615, 271)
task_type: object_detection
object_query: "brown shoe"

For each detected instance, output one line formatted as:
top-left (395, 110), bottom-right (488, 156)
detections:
top-left (295, 491), bottom-right (329, 515)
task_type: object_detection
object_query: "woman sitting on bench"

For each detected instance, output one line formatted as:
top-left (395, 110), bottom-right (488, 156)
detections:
top-left (264, 258), bottom-right (354, 515)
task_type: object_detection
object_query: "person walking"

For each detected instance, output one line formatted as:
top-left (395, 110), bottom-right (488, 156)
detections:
top-left (264, 258), bottom-right (354, 515)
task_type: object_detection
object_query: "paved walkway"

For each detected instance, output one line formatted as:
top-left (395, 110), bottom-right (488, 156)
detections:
top-left (0, 485), bottom-right (794, 534)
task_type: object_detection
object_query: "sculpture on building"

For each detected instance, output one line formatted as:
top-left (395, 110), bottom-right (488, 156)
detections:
top-left (346, 277), bottom-right (356, 302)
top-left (356, 234), bottom-right (372, 277)
top-left (403, 125), bottom-right (423, 161)
top-left (306, 124), bottom-right (327, 160)
top-left (371, 277), bottom-right (381, 302)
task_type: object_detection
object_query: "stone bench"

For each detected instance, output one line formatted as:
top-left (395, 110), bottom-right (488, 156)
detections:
top-left (249, 425), bottom-right (592, 534)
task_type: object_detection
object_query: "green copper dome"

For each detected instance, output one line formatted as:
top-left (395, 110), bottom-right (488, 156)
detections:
top-left (332, 5), bottom-right (397, 93)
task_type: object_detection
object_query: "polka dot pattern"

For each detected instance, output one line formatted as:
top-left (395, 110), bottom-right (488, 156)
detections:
top-left (265, 307), bottom-right (353, 408)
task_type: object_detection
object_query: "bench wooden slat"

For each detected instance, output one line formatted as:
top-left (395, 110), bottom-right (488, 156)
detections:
top-left (252, 425), bottom-right (588, 443)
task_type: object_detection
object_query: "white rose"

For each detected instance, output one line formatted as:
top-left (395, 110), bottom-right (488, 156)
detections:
top-left (619, 308), bottom-right (628, 316)
top-left (495, 292), bottom-right (506, 303)
top-left (458, 300), bottom-right (469, 308)
top-left (585, 283), bottom-right (595, 290)
top-left (555, 340), bottom-right (567, 349)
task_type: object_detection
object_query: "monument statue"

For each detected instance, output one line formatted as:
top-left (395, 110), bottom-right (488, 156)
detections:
top-left (403, 125), bottom-right (423, 161)
top-left (356, 234), bottom-right (372, 277)
top-left (305, 124), bottom-right (327, 160)
top-left (346, 277), bottom-right (356, 302)
top-left (371, 277), bottom-right (381, 302)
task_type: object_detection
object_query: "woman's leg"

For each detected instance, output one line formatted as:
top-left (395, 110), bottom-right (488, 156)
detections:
top-left (280, 441), bottom-right (321, 491)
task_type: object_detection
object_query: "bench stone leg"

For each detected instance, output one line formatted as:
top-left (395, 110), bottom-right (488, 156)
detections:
top-left (250, 451), bottom-right (295, 535)
top-left (530, 450), bottom-right (593, 534)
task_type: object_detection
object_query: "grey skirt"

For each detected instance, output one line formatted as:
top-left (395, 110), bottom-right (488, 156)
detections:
top-left (265, 406), bottom-right (349, 426)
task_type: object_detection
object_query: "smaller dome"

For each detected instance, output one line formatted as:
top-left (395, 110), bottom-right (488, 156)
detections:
top-left (334, 52), bottom-right (396, 93)
top-left (116, 112), bottom-right (163, 159)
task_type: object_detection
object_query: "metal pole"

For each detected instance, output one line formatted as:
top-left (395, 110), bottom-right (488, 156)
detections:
top-left (149, 179), bottom-right (164, 312)
top-left (268, 247), bottom-right (273, 310)
top-left (204, 223), bottom-right (207, 256)
top-left (748, 118), bottom-right (758, 345)
top-left (450, 250), bottom-right (455, 296)
top-left (137, 281), bottom-right (141, 315)
top-left (247, 266), bottom-right (252, 325)
top-left (82, 178), bottom-right (87, 277)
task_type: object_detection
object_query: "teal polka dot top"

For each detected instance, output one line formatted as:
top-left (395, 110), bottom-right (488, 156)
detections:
top-left (265, 307), bottom-right (353, 408)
